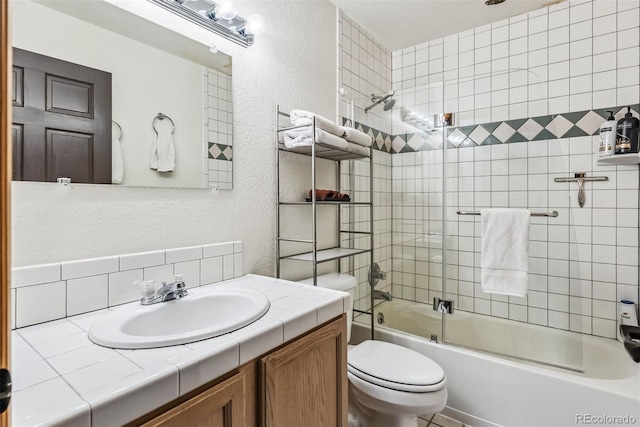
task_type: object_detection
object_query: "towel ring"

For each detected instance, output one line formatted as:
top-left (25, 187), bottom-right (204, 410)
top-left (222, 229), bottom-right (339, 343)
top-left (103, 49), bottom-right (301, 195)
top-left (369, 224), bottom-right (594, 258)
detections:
top-left (112, 120), bottom-right (123, 142)
top-left (152, 112), bottom-right (175, 136)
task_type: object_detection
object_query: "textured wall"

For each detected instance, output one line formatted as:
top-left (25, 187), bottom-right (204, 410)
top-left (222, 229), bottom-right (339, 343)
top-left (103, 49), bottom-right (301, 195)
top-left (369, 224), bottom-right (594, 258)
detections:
top-left (12, 0), bottom-right (338, 278)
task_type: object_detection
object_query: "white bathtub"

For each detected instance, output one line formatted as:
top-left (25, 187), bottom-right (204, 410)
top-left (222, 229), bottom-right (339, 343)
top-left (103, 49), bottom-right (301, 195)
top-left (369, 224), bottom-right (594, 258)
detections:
top-left (353, 300), bottom-right (640, 427)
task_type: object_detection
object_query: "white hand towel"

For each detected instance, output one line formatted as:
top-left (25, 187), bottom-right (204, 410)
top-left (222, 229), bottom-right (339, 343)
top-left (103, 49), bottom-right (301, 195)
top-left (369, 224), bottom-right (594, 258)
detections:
top-left (345, 141), bottom-right (370, 157)
top-left (284, 126), bottom-right (349, 150)
top-left (341, 126), bottom-right (373, 147)
top-left (290, 110), bottom-right (345, 138)
top-left (480, 208), bottom-right (530, 297)
top-left (150, 123), bottom-right (175, 173)
top-left (111, 134), bottom-right (124, 184)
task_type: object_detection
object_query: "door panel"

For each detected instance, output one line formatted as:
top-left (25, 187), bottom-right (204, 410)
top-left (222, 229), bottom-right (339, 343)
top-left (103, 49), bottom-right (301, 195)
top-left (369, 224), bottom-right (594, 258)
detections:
top-left (46, 129), bottom-right (94, 183)
top-left (11, 125), bottom-right (22, 181)
top-left (11, 67), bottom-right (22, 107)
top-left (12, 48), bottom-right (111, 183)
top-left (46, 74), bottom-right (94, 118)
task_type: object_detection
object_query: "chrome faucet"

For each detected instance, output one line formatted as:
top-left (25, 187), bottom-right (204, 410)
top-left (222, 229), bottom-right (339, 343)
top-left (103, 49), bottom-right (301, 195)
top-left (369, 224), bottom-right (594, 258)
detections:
top-left (373, 289), bottom-right (392, 302)
top-left (140, 276), bottom-right (188, 305)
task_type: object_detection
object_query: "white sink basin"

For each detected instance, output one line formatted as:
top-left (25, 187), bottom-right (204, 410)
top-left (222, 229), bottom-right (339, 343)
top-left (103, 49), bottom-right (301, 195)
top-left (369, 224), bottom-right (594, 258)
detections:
top-left (88, 286), bottom-right (270, 349)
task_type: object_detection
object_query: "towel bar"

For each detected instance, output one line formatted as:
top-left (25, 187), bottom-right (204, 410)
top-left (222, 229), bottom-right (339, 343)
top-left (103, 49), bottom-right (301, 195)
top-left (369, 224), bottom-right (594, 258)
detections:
top-left (456, 210), bottom-right (559, 217)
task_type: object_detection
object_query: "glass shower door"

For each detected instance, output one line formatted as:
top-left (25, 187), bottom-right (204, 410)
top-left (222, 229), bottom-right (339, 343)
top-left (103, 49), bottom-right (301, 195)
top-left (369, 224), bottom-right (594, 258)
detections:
top-left (441, 70), bottom-right (584, 372)
top-left (389, 80), bottom-right (448, 342)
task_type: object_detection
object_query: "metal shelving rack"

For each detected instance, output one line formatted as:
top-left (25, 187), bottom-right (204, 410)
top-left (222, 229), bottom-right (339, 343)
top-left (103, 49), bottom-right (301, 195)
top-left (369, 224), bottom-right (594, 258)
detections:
top-left (274, 105), bottom-right (374, 298)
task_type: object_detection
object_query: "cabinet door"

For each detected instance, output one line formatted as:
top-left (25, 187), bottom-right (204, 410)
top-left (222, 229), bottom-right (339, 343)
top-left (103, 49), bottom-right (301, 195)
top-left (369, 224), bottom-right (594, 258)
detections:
top-left (261, 315), bottom-right (347, 427)
top-left (143, 371), bottom-right (246, 427)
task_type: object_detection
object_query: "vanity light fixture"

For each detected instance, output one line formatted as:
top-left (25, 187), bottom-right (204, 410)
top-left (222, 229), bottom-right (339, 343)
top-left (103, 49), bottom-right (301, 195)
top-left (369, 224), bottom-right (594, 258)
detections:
top-left (148, 0), bottom-right (264, 47)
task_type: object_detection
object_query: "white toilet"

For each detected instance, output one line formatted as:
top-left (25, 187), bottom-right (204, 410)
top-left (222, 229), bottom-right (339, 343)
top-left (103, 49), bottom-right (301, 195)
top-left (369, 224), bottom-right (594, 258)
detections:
top-left (300, 273), bottom-right (447, 427)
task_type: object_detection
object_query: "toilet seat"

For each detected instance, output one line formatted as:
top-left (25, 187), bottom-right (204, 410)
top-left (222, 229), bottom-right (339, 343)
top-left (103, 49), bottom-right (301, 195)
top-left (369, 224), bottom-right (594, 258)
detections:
top-left (348, 340), bottom-right (446, 393)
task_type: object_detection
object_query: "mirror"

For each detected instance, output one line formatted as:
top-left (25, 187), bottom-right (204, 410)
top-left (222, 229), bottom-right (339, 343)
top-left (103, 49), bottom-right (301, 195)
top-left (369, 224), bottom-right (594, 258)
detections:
top-left (11, 0), bottom-right (233, 189)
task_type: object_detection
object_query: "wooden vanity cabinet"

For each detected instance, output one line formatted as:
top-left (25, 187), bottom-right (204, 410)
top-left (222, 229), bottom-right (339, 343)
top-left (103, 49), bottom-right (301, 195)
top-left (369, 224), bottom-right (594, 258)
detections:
top-left (135, 315), bottom-right (347, 427)
top-left (141, 369), bottom-right (249, 427)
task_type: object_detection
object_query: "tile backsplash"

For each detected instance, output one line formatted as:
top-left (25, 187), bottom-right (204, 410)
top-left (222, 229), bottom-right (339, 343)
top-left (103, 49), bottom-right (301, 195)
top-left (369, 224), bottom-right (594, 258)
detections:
top-left (11, 241), bottom-right (243, 329)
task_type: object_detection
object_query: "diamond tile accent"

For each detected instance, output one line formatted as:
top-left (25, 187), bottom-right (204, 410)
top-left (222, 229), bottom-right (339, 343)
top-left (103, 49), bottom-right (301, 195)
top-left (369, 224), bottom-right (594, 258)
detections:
top-left (546, 115), bottom-right (573, 138)
top-left (468, 125), bottom-right (491, 145)
top-left (575, 110), bottom-right (606, 135)
top-left (492, 122), bottom-right (516, 143)
top-left (391, 135), bottom-right (406, 153)
top-left (407, 133), bottom-right (425, 151)
top-left (517, 119), bottom-right (544, 140)
top-left (222, 146), bottom-right (233, 161)
top-left (383, 135), bottom-right (392, 152)
top-left (209, 143), bottom-right (222, 159)
top-left (447, 128), bottom-right (467, 147)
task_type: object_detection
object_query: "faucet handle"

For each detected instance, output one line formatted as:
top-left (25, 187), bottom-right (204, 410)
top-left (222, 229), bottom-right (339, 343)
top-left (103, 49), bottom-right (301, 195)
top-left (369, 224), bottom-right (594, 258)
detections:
top-left (135, 280), bottom-right (157, 298)
top-left (173, 274), bottom-right (186, 288)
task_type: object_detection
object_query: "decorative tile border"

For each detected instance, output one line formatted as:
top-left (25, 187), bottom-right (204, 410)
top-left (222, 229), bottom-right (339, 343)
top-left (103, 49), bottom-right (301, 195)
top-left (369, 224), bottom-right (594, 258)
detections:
top-left (340, 117), bottom-right (393, 153)
top-left (208, 142), bottom-right (233, 161)
top-left (390, 104), bottom-right (640, 153)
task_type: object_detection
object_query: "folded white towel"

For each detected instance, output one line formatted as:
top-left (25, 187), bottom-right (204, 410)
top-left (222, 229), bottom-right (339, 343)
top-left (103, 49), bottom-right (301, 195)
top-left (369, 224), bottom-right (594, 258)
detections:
top-left (150, 120), bottom-right (175, 173)
top-left (345, 142), bottom-right (370, 157)
top-left (284, 126), bottom-right (349, 150)
top-left (480, 208), bottom-right (530, 297)
top-left (290, 110), bottom-right (345, 138)
top-left (111, 133), bottom-right (124, 184)
top-left (341, 126), bottom-right (372, 147)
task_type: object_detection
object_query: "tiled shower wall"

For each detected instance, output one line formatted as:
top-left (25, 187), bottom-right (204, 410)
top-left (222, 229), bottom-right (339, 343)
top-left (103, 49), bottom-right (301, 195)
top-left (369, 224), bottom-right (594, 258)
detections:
top-left (338, 12), bottom-right (394, 311)
top-left (338, 11), bottom-right (393, 138)
top-left (388, 0), bottom-right (640, 339)
top-left (204, 67), bottom-right (233, 189)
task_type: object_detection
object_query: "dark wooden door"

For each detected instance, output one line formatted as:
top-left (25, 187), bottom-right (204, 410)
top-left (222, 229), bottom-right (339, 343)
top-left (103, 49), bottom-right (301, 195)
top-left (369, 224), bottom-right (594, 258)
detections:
top-left (12, 48), bottom-right (112, 183)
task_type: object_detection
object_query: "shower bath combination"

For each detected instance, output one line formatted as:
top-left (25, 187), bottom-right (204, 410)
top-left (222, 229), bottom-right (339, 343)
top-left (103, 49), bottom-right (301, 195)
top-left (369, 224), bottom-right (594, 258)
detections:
top-left (364, 90), bottom-right (395, 113)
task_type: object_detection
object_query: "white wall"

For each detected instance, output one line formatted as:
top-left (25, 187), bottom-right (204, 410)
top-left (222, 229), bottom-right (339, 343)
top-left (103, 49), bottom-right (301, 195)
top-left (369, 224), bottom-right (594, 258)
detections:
top-left (11, 0), bottom-right (338, 276)
top-left (12, 1), bottom-right (205, 188)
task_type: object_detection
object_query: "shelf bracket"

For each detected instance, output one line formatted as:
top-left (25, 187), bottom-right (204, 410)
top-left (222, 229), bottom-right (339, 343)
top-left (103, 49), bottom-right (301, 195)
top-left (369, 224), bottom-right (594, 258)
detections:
top-left (554, 173), bottom-right (608, 208)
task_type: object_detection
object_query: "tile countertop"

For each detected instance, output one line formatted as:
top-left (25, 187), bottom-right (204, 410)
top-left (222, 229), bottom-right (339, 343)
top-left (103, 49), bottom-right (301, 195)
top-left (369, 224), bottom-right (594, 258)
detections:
top-left (11, 274), bottom-right (348, 427)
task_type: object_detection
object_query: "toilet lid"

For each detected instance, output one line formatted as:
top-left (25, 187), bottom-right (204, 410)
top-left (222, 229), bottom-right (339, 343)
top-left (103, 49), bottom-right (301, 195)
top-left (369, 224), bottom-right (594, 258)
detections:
top-left (348, 340), bottom-right (446, 392)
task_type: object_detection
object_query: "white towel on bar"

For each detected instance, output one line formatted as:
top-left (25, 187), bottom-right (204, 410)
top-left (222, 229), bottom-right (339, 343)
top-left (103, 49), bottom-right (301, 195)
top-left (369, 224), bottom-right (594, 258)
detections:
top-left (290, 110), bottom-right (345, 138)
top-left (150, 122), bottom-right (175, 172)
top-left (480, 208), bottom-right (530, 297)
top-left (111, 133), bottom-right (124, 184)
top-left (284, 126), bottom-right (349, 150)
top-left (341, 126), bottom-right (373, 147)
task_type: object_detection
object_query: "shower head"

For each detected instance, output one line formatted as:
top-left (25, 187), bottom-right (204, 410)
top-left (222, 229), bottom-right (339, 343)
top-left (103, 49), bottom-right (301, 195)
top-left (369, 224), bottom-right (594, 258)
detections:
top-left (364, 91), bottom-right (395, 113)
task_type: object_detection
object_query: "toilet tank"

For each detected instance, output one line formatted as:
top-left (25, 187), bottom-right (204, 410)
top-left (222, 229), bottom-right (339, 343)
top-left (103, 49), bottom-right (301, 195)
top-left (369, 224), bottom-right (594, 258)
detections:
top-left (299, 273), bottom-right (357, 342)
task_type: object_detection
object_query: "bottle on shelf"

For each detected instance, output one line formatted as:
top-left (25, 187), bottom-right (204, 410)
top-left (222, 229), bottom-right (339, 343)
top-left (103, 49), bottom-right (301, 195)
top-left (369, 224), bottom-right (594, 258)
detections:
top-left (598, 111), bottom-right (616, 157)
top-left (615, 107), bottom-right (639, 154)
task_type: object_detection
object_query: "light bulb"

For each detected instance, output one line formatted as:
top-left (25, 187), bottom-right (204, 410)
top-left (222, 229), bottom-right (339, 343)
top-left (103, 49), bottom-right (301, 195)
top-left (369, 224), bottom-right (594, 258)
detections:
top-left (245, 14), bottom-right (265, 35)
top-left (215, 1), bottom-right (237, 21)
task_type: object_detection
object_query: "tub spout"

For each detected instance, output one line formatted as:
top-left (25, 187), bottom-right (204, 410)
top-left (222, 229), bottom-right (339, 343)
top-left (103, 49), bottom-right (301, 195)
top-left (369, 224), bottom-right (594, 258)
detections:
top-left (373, 290), bottom-right (392, 301)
